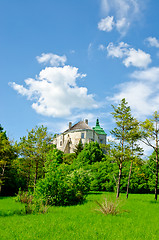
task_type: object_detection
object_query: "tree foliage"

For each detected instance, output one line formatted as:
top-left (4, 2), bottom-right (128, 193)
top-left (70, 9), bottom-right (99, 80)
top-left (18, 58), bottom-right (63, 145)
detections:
top-left (110, 98), bottom-right (141, 198)
top-left (34, 157), bottom-right (90, 206)
top-left (2, 99), bottom-right (159, 203)
top-left (76, 142), bottom-right (104, 166)
top-left (0, 125), bottom-right (16, 194)
top-left (16, 125), bottom-right (53, 189)
top-left (141, 111), bottom-right (159, 200)
top-left (89, 155), bottom-right (116, 192)
top-left (73, 139), bottom-right (84, 157)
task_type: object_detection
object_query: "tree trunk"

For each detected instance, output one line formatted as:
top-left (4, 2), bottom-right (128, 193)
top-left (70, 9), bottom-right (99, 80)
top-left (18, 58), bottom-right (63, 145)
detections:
top-left (26, 162), bottom-right (31, 190)
top-left (117, 136), bottom-right (124, 199)
top-left (116, 163), bottom-right (122, 198)
top-left (34, 161), bottom-right (38, 189)
top-left (27, 170), bottom-right (30, 190)
top-left (155, 149), bottom-right (158, 201)
top-left (155, 120), bottom-right (158, 201)
top-left (126, 160), bottom-right (133, 199)
top-left (0, 164), bottom-right (6, 193)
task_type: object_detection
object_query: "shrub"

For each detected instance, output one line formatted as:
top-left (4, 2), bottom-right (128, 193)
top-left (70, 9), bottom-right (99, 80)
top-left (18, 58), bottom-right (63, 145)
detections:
top-left (15, 189), bottom-right (49, 214)
top-left (34, 161), bottom-right (90, 206)
top-left (15, 188), bottom-right (33, 204)
top-left (63, 153), bottom-right (76, 165)
top-left (95, 197), bottom-right (120, 215)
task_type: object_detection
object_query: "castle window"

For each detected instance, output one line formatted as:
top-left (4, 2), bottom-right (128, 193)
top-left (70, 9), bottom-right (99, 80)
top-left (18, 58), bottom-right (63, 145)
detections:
top-left (60, 141), bottom-right (62, 146)
top-left (81, 133), bottom-right (84, 139)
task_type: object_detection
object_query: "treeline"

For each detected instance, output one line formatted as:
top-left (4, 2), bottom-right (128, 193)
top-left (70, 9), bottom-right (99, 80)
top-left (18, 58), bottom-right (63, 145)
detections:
top-left (0, 133), bottom-right (157, 197)
top-left (0, 98), bottom-right (159, 205)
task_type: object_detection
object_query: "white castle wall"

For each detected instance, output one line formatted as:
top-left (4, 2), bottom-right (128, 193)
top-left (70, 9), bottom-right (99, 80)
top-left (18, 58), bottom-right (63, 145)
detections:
top-left (53, 129), bottom-right (100, 153)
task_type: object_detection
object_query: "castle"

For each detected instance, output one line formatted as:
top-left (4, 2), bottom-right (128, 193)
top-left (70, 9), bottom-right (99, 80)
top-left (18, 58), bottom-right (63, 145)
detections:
top-left (53, 119), bottom-right (107, 153)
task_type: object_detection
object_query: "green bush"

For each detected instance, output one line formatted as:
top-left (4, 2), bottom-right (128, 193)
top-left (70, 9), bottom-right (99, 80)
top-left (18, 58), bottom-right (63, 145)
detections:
top-left (76, 142), bottom-right (104, 166)
top-left (34, 160), bottom-right (90, 206)
top-left (45, 148), bottom-right (64, 166)
top-left (15, 189), bottom-right (49, 214)
top-left (90, 158), bottom-right (116, 191)
top-left (63, 153), bottom-right (76, 165)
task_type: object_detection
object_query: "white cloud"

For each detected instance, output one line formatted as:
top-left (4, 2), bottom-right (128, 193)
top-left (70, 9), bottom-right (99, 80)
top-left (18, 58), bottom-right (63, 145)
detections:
top-left (101, 0), bottom-right (140, 19)
top-left (36, 53), bottom-right (67, 66)
top-left (131, 67), bottom-right (159, 82)
top-left (10, 65), bottom-right (98, 118)
top-left (10, 82), bottom-right (31, 98)
top-left (98, 16), bottom-right (130, 36)
top-left (123, 48), bottom-right (151, 68)
top-left (98, 16), bottom-right (115, 32)
top-left (107, 42), bottom-right (129, 58)
top-left (109, 66), bottom-right (159, 120)
top-left (145, 37), bottom-right (159, 48)
top-left (100, 0), bottom-right (110, 15)
top-left (116, 18), bottom-right (130, 35)
top-left (138, 140), bottom-right (153, 158)
top-left (110, 81), bottom-right (154, 119)
top-left (99, 0), bottom-right (144, 35)
top-left (107, 42), bottom-right (151, 68)
top-left (107, 134), bottom-right (152, 156)
top-left (107, 135), bottom-right (118, 143)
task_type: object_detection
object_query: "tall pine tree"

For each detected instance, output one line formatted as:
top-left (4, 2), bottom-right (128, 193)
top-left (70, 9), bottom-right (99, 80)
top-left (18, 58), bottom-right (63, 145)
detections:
top-left (111, 98), bottom-right (135, 198)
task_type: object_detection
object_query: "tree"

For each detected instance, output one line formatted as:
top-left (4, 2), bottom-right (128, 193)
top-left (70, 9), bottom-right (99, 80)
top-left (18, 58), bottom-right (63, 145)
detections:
top-left (0, 125), bottom-right (16, 193)
top-left (34, 153), bottom-right (90, 206)
top-left (90, 155), bottom-right (115, 192)
top-left (73, 139), bottom-right (84, 157)
top-left (143, 151), bottom-right (156, 193)
top-left (126, 118), bottom-right (143, 198)
top-left (110, 98), bottom-right (135, 198)
top-left (76, 142), bottom-right (104, 166)
top-left (63, 153), bottom-right (76, 165)
top-left (141, 111), bottom-right (159, 200)
top-left (17, 125), bottom-right (53, 189)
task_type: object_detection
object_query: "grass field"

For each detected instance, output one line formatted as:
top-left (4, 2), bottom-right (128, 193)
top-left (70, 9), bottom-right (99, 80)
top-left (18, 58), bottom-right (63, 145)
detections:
top-left (0, 192), bottom-right (159, 240)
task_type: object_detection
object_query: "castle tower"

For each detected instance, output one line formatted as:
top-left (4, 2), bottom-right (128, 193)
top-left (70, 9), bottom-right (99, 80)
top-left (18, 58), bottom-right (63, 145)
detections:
top-left (92, 119), bottom-right (107, 145)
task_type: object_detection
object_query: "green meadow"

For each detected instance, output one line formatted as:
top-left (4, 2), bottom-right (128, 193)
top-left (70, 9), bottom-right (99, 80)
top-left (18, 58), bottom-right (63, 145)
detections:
top-left (0, 192), bottom-right (159, 240)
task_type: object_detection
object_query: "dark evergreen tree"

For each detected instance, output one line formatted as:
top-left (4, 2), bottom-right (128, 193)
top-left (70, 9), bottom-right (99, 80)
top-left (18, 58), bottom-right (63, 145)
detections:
top-left (0, 125), bottom-right (16, 194)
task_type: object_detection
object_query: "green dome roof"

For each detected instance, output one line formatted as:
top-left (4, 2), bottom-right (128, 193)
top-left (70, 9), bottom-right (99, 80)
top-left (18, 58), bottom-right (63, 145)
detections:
top-left (92, 119), bottom-right (106, 135)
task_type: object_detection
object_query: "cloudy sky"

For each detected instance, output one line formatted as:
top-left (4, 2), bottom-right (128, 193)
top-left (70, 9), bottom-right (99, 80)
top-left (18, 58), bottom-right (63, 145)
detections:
top-left (1, 0), bottom-right (159, 153)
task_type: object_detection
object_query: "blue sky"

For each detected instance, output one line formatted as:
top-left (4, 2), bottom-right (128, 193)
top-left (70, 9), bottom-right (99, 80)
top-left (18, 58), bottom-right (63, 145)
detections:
top-left (1, 0), bottom-right (159, 153)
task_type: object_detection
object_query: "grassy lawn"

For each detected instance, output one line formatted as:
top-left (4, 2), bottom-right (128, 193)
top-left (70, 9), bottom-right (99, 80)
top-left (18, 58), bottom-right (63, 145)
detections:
top-left (0, 192), bottom-right (159, 240)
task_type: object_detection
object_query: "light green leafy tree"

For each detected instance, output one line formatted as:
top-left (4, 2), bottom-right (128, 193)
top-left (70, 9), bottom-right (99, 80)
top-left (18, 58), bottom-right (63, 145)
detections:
top-left (110, 98), bottom-right (137, 198)
top-left (126, 118), bottom-right (143, 198)
top-left (34, 149), bottom-right (90, 206)
top-left (16, 125), bottom-right (53, 189)
top-left (141, 111), bottom-right (159, 200)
